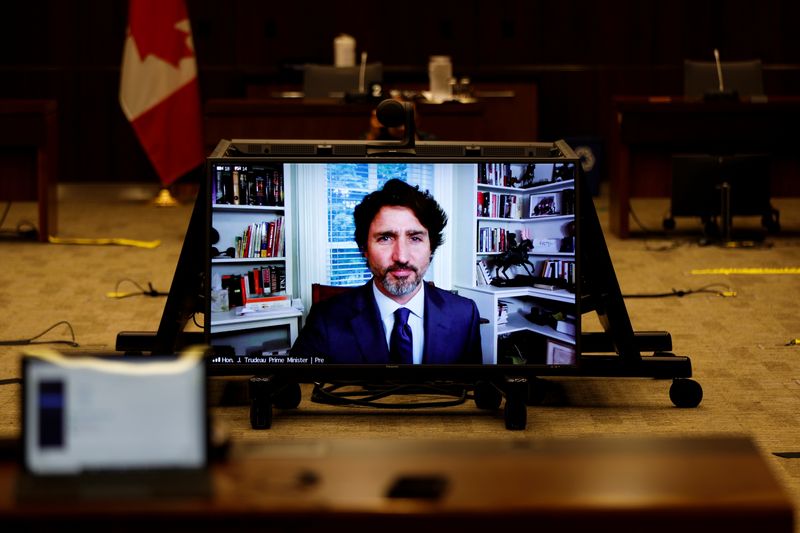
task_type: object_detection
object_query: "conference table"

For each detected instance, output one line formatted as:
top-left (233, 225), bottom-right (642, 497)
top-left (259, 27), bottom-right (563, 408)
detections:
top-left (609, 96), bottom-right (800, 237)
top-left (0, 436), bottom-right (792, 532)
top-left (203, 82), bottom-right (539, 153)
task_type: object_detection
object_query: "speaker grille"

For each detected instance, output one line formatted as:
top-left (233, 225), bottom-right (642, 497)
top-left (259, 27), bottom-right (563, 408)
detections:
top-left (333, 144), bottom-right (367, 156)
top-left (414, 144), bottom-right (465, 157)
top-left (482, 146), bottom-right (530, 157)
top-left (268, 144), bottom-right (317, 155)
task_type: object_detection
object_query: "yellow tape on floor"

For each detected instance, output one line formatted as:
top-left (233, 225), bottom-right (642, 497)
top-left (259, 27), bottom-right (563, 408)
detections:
top-left (691, 267), bottom-right (800, 275)
top-left (48, 236), bottom-right (161, 249)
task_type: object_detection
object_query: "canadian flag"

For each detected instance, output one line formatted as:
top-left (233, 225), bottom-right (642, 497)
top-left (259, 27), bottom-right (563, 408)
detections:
top-left (119, 0), bottom-right (204, 187)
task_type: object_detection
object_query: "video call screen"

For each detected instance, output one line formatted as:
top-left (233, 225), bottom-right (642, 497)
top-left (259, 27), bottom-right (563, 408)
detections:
top-left (206, 159), bottom-right (579, 368)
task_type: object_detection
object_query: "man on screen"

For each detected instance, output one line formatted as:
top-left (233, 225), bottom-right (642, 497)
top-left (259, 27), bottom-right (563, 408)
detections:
top-left (291, 179), bottom-right (482, 364)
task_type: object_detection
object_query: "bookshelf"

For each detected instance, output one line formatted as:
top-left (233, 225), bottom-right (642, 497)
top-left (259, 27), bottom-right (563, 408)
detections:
top-left (453, 162), bottom-right (577, 365)
top-left (209, 162), bottom-right (300, 354)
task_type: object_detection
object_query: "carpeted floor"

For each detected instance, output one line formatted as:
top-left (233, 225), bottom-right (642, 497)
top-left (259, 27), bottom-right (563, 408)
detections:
top-left (1, 183), bottom-right (799, 528)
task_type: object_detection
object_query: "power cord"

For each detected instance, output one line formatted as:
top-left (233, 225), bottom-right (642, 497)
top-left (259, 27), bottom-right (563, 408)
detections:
top-left (0, 320), bottom-right (79, 347)
top-left (628, 204), bottom-right (686, 252)
top-left (107, 279), bottom-right (168, 299)
top-left (623, 283), bottom-right (737, 299)
top-left (311, 381), bottom-right (470, 409)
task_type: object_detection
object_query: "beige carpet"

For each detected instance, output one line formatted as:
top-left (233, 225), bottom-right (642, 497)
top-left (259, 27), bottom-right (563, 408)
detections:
top-left (1, 184), bottom-right (799, 527)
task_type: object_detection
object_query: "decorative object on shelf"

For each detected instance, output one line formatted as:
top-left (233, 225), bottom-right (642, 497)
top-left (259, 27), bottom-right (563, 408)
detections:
top-left (530, 193), bottom-right (560, 217)
top-left (546, 339), bottom-right (576, 365)
top-left (532, 238), bottom-right (560, 252)
top-left (560, 220), bottom-right (576, 253)
top-left (490, 236), bottom-right (535, 280)
top-left (509, 163), bottom-right (537, 189)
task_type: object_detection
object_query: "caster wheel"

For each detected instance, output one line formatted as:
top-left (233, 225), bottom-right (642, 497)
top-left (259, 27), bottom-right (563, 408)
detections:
top-left (250, 399), bottom-right (273, 429)
top-left (763, 212), bottom-right (780, 234)
top-left (669, 378), bottom-right (703, 408)
top-left (273, 382), bottom-right (302, 409)
top-left (474, 381), bottom-right (502, 410)
top-left (504, 398), bottom-right (527, 430)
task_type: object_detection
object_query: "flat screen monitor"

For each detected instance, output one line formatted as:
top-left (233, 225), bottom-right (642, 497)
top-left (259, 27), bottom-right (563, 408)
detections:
top-left (204, 140), bottom-right (580, 381)
top-left (670, 154), bottom-right (771, 218)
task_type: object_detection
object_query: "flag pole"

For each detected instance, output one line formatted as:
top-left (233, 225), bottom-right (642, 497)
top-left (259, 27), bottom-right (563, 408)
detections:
top-left (153, 187), bottom-right (179, 207)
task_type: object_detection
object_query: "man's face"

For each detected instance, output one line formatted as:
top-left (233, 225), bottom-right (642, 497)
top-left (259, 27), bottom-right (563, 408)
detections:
top-left (365, 206), bottom-right (432, 303)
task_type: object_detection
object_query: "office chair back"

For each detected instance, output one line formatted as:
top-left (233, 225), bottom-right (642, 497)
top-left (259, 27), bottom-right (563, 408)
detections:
top-left (303, 63), bottom-right (383, 98)
top-left (683, 59), bottom-right (764, 99)
top-left (311, 283), bottom-right (355, 304)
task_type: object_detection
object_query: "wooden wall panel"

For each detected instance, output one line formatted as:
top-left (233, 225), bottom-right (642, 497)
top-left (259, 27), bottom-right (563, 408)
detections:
top-left (0, 0), bottom-right (798, 183)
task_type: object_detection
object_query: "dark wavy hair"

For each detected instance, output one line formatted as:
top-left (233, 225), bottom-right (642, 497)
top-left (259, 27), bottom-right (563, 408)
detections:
top-left (353, 178), bottom-right (448, 255)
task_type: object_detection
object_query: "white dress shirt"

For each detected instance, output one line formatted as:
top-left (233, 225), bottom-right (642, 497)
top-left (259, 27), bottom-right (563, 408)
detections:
top-left (372, 281), bottom-right (425, 364)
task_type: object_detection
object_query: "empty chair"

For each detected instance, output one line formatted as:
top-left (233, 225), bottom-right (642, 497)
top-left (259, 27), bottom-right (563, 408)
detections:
top-left (302, 63), bottom-right (383, 98)
top-left (683, 59), bottom-right (764, 100)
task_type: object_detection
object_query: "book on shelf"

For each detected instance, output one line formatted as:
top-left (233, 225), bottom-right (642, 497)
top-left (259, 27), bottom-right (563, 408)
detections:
top-left (476, 259), bottom-right (493, 285)
top-left (536, 258), bottom-right (576, 286)
top-left (244, 294), bottom-right (291, 312)
top-left (476, 192), bottom-right (522, 219)
top-left (213, 164), bottom-right (284, 207)
top-left (231, 168), bottom-right (241, 205)
top-left (220, 274), bottom-right (244, 308)
top-left (556, 316), bottom-right (576, 336)
top-left (234, 217), bottom-right (285, 258)
top-left (477, 163), bottom-right (513, 187)
top-left (497, 300), bottom-right (510, 325)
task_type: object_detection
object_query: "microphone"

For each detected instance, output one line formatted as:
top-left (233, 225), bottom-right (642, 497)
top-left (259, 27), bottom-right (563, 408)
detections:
top-left (713, 48), bottom-right (725, 92)
top-left (358, 51), bottom-right (367, 94)
top-left (704, 48), bottom-right (738, 102)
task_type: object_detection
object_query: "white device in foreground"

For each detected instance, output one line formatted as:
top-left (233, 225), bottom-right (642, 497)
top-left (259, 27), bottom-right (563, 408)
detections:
top-left (22, 348), bottom-right (207, 475)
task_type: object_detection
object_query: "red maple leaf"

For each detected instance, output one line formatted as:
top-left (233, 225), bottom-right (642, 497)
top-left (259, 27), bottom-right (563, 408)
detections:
top-left (128, 0), bottom-right (195, 68)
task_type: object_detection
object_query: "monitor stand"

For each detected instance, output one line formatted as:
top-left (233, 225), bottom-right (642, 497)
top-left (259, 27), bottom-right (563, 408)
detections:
top-left (116, 164), bottom-right (702, 432)
top-left (115, 180), bottom-right (207, 356)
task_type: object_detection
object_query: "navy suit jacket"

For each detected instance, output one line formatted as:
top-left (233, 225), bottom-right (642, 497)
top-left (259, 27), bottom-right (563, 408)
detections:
top-left (290, 281), bottom-right (482, 364)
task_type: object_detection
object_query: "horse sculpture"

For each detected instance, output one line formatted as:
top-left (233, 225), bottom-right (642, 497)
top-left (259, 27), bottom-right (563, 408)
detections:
top-left (492, 237), bottom-right (535, 279)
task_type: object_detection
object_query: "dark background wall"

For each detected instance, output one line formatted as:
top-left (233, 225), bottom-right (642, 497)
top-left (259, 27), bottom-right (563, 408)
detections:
top-left (1, 0), bottom-right (799, 184)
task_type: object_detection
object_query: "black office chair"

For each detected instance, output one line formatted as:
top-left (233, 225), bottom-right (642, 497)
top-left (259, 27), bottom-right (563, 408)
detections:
top-left (664, 153), bottom-right (780, 243)
top-left (683, 59), bottom-right (764, 100)
top-left (302, 63), bottom-right (383, 98)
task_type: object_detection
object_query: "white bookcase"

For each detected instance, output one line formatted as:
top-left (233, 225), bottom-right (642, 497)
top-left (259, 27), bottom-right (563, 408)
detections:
top-left (452, 163), bottom-right (577, 365)
top-left (209, 163), bottom-right (301, 354)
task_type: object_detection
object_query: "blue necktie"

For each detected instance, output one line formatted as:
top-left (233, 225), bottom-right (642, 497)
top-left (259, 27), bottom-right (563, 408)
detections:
top-left (390, 307), bottom-right (413, 364)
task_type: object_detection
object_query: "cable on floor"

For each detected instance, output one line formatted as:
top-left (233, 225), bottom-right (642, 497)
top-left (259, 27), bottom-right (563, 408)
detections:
top-left (0, 321), bottom-right (78, 347)
top-left (623, 283), bottom-right (737, 299)
top-left (107, 279), bottom-right (168, 299)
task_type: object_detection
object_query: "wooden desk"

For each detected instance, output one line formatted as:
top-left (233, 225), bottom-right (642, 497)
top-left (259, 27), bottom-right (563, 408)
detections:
top-left (205, 83), bottom-right (538, 152)
top-left (0, 100), bottom-right (58, 242)
top-left (609, 96), bottom-right (800, 237)
top-left (0, 436), bottom-right (792, 532)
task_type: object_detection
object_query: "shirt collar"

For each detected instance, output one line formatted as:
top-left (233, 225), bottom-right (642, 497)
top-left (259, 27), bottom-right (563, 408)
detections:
top-left (372, 279), bottom-right (425, 319)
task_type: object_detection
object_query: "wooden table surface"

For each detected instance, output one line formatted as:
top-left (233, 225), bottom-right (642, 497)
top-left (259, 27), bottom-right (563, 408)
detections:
top-left (0, 435), bottom-right (792, 532)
